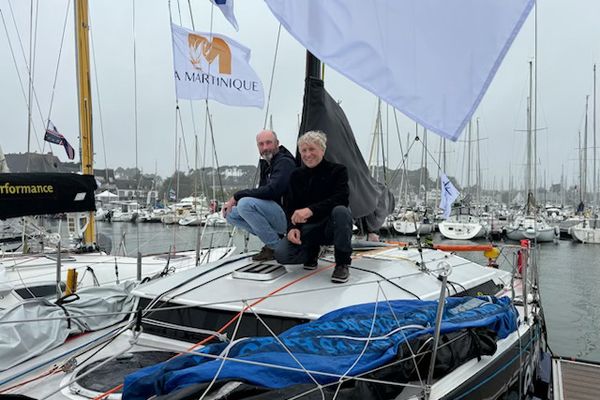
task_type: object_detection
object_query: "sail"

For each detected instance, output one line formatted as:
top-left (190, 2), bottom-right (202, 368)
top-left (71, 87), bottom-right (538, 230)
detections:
top-left (299, 77), bottom-right (394, 231)
top-left (123, 296), bottom-right (517, 398)
top-left (265, 0), bottom-right (534, 141)
top-left (0, 173), bottom-right (97, 219)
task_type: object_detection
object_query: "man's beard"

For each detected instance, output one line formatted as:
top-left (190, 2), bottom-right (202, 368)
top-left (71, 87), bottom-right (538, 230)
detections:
top-left (261, 150), bottom-right (275, 162)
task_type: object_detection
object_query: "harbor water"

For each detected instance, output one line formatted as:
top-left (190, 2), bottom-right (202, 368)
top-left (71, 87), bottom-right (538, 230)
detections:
top-left (87, 221), bottom-right (600, 363)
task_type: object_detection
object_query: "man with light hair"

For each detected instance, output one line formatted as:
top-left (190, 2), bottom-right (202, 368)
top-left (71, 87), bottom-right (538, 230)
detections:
top-left (275, 130), bottom-right (353, 283)
top-left (222, 130), bottom-right (296, 261)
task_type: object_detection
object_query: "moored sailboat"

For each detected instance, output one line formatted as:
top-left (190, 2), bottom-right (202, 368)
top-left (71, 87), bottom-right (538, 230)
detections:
top-left (0, 1), bottom-right (551, 399)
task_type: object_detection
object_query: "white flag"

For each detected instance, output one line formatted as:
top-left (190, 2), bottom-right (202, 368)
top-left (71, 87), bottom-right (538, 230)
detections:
top-left (211, 0), bottom-right (239, 31)
top-left (264, 0), bottom-right (533, 141)
top-left (170, 24), bottom-right (264, 108)
top-left (439, 173), bottom-right (460, 219)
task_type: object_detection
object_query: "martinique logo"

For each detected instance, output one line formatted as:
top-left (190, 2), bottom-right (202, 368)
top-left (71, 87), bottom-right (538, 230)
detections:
top-left (187, 33), bottom-right (231, 74)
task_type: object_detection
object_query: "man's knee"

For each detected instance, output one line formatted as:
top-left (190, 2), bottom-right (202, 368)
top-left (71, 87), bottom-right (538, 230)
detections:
top-left (274, 239), bottom-right (293, 264)
top-left (331, 205), bottom-right (352, 222)
top-left (236, 197), bottom-right (254, 214)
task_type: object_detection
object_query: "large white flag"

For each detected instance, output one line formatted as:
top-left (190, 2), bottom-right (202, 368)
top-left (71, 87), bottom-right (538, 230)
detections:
top-left (264, 0), bottom-right (533, 141)
top-left (210, 0), bottom-right (239, 31)
top-left (171, 24), bottom-right (264, 108)
top-left (439, 173), bottom-right (460, 219)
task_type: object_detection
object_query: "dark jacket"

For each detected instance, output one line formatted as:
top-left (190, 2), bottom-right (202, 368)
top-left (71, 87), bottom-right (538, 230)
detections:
top-left (285, 159), bottom-right (349, 231)
top-left (233, 145), bottom-right (296, 206)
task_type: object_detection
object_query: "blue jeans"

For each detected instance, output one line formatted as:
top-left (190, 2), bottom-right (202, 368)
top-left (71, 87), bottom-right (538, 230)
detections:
top-left (275, 205), bottom-right (353, 265)
top-left (226, 197), bottom-right (287, 249)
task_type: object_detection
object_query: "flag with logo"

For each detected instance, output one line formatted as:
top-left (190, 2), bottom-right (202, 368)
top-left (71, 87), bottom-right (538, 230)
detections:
top-left (211, 0), bottom-right (239, 31)
top-left (168, 188), bottom-right (177, 201)
top-left (439, 173), bottom-right (460, 219)
top-left (264, 0), bottom-right (533, 141)
top-left (170, 24), bottom-right (264, 108)
top-left (44, 121), bottom-right (75, 160)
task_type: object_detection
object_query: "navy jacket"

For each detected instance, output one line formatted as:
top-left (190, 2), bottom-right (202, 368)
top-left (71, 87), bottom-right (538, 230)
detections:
top-left (285, 159), bottom-right (349, 231)
top-left (233, 145), bottom-right (296, 206)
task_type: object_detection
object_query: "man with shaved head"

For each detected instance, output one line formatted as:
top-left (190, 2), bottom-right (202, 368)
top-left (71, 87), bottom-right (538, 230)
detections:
top-left (222, 130), bottom-right (296, 261)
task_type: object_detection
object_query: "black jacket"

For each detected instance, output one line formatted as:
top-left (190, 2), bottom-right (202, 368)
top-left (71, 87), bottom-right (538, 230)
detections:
top-left (285, 159), bottom-right (349, 231)
top-left (233, 145), bottom-right (296, 206)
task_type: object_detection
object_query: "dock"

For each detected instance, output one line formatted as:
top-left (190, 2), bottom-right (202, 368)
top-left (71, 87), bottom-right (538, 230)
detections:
top-left (553, 358), bottom-right (600, 399)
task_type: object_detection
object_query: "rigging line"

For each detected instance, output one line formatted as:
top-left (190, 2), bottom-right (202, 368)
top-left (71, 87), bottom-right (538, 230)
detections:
top-left (0, 366), bottom-right (59, 394)
top-left (26, 0), bottom-right (36, 162)
top-left (89, 7), bottom-right (109, 181)
top-left (262, 23), bottom-right (282, 129)
top-left (331, 286), bottom-right (381, 400)
top-left (377, 281), bottom-right (426, 386)
top-left (244, 301), bottom-right (327, 400)
top-left (132, 0), bottom-right (141, 250)
top-left (379, 105), bottom-right (388, 184)
top-left (5, 1), bottom-right (43, 152)
top-left (0, 321), bottom-right (130, 389)
top-left (0, 310), bottom-right (137, 325)
top-left (198, 305), bottom-right (246, 400)
top-left (186, 263), bottom-right (336, 352)
top-left (45, 0), bottom-right (71, 125)
top-left (386, 129), bottom-right (418, 187)
top-left (349, 265), bottom-right (421, 299)
top-left (44, 326), bottom-right (141, 400)
top-left (137, 340), bottom-right (425, 391)
top-left (207, 111), bottom-right (227, 202)
top-left (416, 132), bottom-right (443, 173)
top-left (281, 329), bottom-right (481, 397)
top-left (145, 266), bottom-right (444, 314)
top-left (177, 104), bottom-right (192, 170)
top-left (141, 253), bottom-right (251, 313)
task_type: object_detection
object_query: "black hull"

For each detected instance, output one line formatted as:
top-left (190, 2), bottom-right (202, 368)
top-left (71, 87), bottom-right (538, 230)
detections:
top-left (439, 323), bottom-right (540, 400)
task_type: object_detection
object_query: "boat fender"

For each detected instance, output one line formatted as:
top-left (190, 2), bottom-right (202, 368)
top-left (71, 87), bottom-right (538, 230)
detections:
top-left (517, 250), bottom-right (523, 275)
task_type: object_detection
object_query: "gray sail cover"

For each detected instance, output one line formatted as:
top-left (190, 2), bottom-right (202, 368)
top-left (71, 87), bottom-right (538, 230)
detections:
top-left (299, 77), bottom-right (395, 231)
top-left (0, 282), bottom-right (136, 371)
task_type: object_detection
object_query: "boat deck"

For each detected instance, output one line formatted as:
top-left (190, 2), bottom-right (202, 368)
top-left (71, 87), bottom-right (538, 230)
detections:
top-left (553, 358), bottom-right (600, 399)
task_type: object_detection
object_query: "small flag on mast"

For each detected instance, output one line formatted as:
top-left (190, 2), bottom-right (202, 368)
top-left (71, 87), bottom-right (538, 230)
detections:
top-left (439, 173), bottom-right (460, 219)
top-left (211, 0), bottom-right (239, 31)
top-left (44, 121), bottom-right (75, 160)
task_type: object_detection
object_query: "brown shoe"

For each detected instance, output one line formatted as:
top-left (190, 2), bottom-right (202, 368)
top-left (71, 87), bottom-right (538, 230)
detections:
top-left (252, 246), bottom-right (275, 261)
top-left (331, 265), bottom-right (350, 283)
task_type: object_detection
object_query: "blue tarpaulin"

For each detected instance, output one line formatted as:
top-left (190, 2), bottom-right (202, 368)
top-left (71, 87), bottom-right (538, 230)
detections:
top-left (123, 296), bottom-right (517, 400)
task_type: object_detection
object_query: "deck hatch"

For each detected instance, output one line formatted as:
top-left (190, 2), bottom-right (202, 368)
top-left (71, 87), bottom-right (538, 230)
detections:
top-left (232, 262), bottom-right (286, 281)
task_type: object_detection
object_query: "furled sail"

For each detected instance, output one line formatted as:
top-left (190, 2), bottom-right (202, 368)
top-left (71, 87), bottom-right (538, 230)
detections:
top-left (0, 173), bottom-right (97, 219)
top-left (265, 0), bottom-right (534, 141)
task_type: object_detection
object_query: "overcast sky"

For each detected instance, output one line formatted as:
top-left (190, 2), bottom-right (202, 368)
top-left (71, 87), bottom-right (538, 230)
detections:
top-left (1, 0), bottom-right (600, 191)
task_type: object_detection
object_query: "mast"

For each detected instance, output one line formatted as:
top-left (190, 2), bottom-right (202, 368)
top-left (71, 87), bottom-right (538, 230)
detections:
top-left (526, 61), bottom-right (533, 213)
top-left (594, 64), bottom-right (597, 207)
top-left (476, 118), bottom-right (481, 208)
top-left (584, 95), bottom-right (589, 204)
top-left (75, 0), bottom-right (96, 249)
top-left (305, 51), bottom-right (321, 80)
top-left (467, 121), bottom-right (472, 196)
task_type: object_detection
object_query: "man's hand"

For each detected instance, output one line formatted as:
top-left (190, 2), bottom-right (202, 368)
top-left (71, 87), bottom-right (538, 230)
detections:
top-left (287, 228), bottom-right (302, 245)
top-left (291, 208), bottom-right (313, 224)
top-left (222, 197), bottom-right (237, 218)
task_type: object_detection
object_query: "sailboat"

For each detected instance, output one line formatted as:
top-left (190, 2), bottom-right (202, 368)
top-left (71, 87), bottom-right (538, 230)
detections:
top-left (504, 62), bottom-right (558, 243)
top-left (0, 0), bottom-right (238, 370)
top-left (570, 64), bottom-right (600, 244)
top-left (0, 2), bottom-right (550, 399)
top-left (438, 122), bottom-right (489, 240)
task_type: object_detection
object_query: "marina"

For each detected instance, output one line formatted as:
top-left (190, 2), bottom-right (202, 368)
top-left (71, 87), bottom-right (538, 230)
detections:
top-left (2, 0), bottom-right (600, 399)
